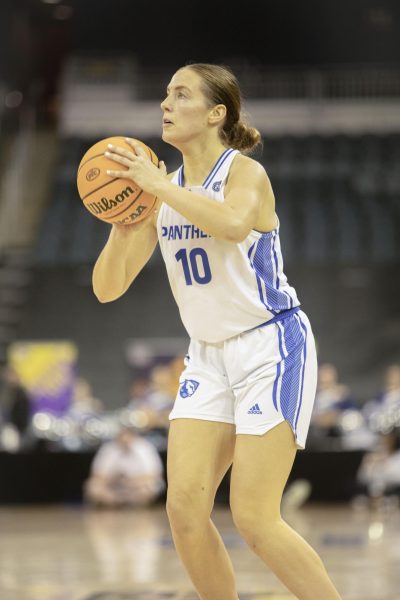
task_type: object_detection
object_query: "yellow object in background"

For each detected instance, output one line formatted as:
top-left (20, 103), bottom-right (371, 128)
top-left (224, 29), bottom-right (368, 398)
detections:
top-left (8, 341), bottom-right (78, 415)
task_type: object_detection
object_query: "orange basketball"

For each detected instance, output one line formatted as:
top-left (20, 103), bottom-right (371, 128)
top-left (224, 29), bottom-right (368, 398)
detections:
top-left (76, 136), bottom-right (158, 225)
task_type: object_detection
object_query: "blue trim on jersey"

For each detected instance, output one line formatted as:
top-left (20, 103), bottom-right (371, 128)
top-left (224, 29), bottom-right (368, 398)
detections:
top-left (203, 148), bottom-right (235, 189)
top-left (273, 234), bottom-right (293, 308)
top-left (247, 242), bottom-right (278, 316)
top-left (272, 234), bottom-right (292, 310)
top-left (272, 234), bottom-right (280, 290)
top-left (178, 166), bottom-right (184, 187)
top-left (177, 148), bottom-right (234, 189)
top-left (249, 233), bottom-right (298, 313)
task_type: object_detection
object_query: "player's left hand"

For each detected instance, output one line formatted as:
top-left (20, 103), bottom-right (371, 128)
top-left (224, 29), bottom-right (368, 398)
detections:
top-left (104, 138), bottom-right (167, 194)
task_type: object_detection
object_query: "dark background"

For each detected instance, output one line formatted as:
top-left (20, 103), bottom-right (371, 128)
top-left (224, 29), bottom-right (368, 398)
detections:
top-left (1, 0), bottom-right (400, 93)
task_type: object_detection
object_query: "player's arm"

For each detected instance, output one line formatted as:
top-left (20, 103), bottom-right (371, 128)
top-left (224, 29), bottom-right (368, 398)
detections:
top-left (105, 143), bottom-right (275, 243)
top-left (152, 155), bottom-right (274, 242)
top-left (92, 198), bottom-right (160, 303)
top-left (140, 153), bottom-right (275, 242)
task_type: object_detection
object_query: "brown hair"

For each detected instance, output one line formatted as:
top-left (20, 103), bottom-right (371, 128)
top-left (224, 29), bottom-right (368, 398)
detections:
top-left (183, 63), bottom-right (262, 154)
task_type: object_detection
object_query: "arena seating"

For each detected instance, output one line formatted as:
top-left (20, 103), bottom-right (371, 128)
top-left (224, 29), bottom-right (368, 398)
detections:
top-left (35, 133), bottom-right (400, 266)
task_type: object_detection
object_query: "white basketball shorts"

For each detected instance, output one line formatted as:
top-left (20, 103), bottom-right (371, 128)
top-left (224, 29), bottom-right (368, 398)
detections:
top-left (169, 309), bottom-right (318, 449)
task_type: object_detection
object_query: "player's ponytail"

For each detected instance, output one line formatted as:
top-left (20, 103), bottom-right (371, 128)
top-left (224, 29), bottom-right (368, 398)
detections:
top-left (184, 63), bottom-right (262, 155)
top-left (222, 118), bottom-right (262, 153)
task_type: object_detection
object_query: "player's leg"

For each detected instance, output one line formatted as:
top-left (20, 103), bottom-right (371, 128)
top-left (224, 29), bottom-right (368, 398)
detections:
top-left (166, 418), bottom-right (238, 600)
top-left (229, 312), bottom-right (342, 599)
top-left (230, 421), bottom-right (342, 600)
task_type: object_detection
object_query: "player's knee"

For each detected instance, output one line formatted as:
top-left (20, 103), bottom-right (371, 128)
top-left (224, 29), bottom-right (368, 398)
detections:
top-left (231, 504), bottom-right (256, 541)
top-left (230, 498), bottom-right (281, 548)
top-left (166, 487), bottom-right (212, 534)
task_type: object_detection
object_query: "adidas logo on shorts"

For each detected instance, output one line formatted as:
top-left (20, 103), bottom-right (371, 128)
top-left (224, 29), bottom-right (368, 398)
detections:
top-left (247, 403), bottom-right (262, 414)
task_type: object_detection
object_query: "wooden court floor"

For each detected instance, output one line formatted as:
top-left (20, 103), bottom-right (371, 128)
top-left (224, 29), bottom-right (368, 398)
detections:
top-left (0, 502), bottom-right (398, 600)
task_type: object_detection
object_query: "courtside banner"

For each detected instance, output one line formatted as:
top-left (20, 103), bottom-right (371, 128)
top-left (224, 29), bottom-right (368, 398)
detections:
top-left (8, 341), bottom-right (78, 415)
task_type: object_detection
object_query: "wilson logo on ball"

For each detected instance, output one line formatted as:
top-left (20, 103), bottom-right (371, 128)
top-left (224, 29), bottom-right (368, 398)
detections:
top-left (86, 167), bottom-right (100, 181)
top-left (87, 186), bottom-right (135, 215)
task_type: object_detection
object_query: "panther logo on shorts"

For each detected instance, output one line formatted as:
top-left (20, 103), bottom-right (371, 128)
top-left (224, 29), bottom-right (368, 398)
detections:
top-left (179, 379), bottom-right (199, 398)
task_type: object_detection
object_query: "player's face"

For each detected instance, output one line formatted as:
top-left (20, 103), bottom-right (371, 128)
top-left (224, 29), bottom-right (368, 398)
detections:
top-left (161, 68), bottom-right (212, 147)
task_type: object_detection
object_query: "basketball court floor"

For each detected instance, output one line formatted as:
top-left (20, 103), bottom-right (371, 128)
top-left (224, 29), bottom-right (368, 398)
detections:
top-left (0, 502), bottom-right (398, 600)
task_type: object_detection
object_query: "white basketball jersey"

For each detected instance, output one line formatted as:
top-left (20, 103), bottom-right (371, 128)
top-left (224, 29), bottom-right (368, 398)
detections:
top-left (156, 148), bottom-right (300, 343)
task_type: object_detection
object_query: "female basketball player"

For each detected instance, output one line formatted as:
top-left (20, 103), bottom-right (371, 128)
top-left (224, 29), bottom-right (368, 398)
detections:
top-left (93, 63), bottom-right (342, 600)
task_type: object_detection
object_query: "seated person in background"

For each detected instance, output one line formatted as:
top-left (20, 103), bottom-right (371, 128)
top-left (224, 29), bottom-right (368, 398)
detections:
top-left (127, 377), bottom-right (151, 408)
top-left (309, 363), bottom-right (374, 449)
top-left (68, 377), bottom-right (104, 420)
top-left (84, 427), bottom-right (165, 508)
top-left (356, 429), bottom-right (400, 505)
top-left (356, 364), bottom-right (400, 473)
top-left (127, 355), bottom-right (185, 430)
top-left (363, 365), bottom-right (400, 427)
top-left (311, 363), bottom-right (357, 431)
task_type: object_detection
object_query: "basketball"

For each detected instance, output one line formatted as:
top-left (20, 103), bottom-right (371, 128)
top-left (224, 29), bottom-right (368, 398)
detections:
top-left (76, 136), bottom-right (159, 225)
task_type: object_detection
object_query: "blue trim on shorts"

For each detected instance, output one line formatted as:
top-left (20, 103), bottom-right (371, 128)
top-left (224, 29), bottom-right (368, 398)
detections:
top-left (271, 312), bottom-right (308, 436)
top-left (294, 314), bottom-right (308, 429)
top-left (279, 316), bottom-right (304, 428)
top-left (272, 326), bottom-right (284, 411)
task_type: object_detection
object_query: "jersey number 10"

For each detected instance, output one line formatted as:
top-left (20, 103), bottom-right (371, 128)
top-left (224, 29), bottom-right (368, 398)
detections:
top-left (175, 248), bottom-right (212, 285)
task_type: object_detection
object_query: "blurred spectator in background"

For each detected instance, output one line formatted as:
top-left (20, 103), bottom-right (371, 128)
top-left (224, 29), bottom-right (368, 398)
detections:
top-left (379, 365), bottom-right (400, 406)
top-left (356, 429), bottom-right (400, 508)
top-left (309, 363), bottom-right (374, 450)
top-left (0, 366), bottom-right (31, 450)
top-left (363, 365), bottom-right (400, 427)
top-left (127, 377), bottom-right (151, 408)
top-left (127, 355), bottom-right (185, 431)
top-left (84, 427), bottom-right (165, 508)
top-left (145, 359), bottom-right (180, 416)
top-left (312, 363), bottom-right (357, 430)
top-left (68, 377), bottom-right (104, 421)
top-left (354, 365), bottom-right (400, 507)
